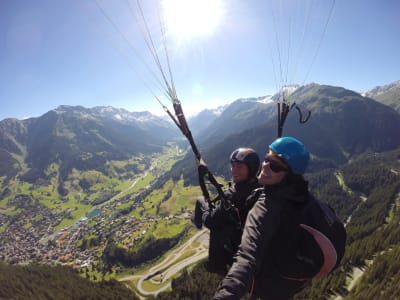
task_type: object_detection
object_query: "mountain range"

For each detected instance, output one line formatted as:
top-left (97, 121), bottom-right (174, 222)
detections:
top-left (1, 82), bottom-right (400, 186)
top-left (0, 105), bottom-right (180, 185)
top-left (169, 82), bottom-right (400, 184)
top-left (1, 81), bottom-right (400, 190)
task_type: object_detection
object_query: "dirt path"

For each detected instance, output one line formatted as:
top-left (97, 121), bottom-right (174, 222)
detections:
top-left (333, 266), bottom-right (364, 300)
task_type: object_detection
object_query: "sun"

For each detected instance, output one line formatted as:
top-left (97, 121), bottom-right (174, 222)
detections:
top-left (162, 0), bottom-right (224, 40)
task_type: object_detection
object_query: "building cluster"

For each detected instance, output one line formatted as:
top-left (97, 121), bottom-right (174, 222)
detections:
top-left (0, 148), bottom-right (193, 269)
top-left (0, 200), bottom-right (192, 269)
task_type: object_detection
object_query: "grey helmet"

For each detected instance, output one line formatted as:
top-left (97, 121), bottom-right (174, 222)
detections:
top-left (230, 148), bottom-right (260, 178)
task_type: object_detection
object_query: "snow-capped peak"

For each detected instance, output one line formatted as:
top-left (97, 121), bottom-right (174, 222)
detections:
top-left (362, 80), bottom-right (400, 97)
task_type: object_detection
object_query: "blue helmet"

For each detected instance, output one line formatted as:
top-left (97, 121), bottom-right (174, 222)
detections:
top-left (269, 137), bottom-right (310, 175)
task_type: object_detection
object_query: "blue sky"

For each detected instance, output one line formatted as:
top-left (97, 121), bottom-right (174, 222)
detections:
top-left (1, 0), bottom-right (399, 121)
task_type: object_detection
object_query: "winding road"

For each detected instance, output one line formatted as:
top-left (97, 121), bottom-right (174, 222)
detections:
top-left (119, 229), bottom-right (209, 297)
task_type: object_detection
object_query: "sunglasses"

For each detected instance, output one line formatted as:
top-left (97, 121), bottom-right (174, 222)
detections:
top-left (264, 155), bottom-right (289, 173)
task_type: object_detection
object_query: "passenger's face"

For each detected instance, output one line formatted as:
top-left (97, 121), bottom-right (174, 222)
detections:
top-left (231, 162), bottom-right (249, 184)
top-left (258, 150), bottom-right (288, 186)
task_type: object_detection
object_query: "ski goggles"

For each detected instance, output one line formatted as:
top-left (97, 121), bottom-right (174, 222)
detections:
top-left (264, 155), bottom-right (290, 173)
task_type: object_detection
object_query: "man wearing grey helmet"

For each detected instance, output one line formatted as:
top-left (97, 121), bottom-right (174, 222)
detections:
top-left (193, 147), bottom-right (261, 274)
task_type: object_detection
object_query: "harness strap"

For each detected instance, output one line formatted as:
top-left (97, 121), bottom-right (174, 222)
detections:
top-left (277, 99), bottom-right (311, 137)
top-left (163, 100), bottom-right (227, 207)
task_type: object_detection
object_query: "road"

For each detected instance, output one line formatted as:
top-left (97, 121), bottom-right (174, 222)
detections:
top-left (119, 228), bottom-right (209, 297)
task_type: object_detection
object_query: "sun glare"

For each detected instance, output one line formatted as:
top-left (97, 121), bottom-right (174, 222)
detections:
top-left (162, 0), bottom-right (224, 40)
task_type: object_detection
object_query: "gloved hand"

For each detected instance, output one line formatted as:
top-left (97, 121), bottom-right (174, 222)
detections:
top-left (192, 197), bottom-right (209, 229)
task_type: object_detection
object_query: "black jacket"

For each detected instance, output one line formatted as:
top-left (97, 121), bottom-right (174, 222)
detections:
top-left (213, 176), bottom-right (322, 300)
top-left (204, 178), bottom-right (261, 230)
top-left (203, 178), bottom-right (261, 269)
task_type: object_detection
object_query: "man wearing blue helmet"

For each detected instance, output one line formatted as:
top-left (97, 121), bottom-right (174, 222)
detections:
top-left (214, 137), bottom-right (345, 300)
top-left (193, 147), bottom-right (261, 274)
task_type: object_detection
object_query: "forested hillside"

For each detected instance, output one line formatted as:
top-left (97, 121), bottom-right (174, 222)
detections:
top-left (0, 262), bottom-right (139, 300)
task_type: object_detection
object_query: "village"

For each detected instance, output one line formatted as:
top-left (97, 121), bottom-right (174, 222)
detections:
top-left (0, 195), bottom-right (193, 271)
top-left (0, 146), bottom-right (194, 271)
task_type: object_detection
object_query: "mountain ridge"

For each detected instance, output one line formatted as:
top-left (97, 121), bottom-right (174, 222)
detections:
top-left (0, 106), bottom-right (180, 184)
top-left (362, 80), bottom-right (400, 112)
top-left (167, 83), bottom-right (400, 185)
top-left (2, 82), bottom-right (399, 186)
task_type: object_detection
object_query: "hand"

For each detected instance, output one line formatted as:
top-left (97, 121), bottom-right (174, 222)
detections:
top-left (192, 197), bottom-right (209, 229)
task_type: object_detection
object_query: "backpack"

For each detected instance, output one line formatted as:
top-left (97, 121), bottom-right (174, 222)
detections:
top-left (273, 194), bottom-right (346, 281)
top-left (296, 196), bottom-right (347, 279)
